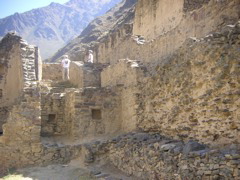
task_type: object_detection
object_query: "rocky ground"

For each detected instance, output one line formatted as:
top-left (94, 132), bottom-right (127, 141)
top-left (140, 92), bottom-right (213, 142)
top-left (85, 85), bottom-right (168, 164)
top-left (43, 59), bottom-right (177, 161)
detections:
top-left (1, 159), bottom-right (133, 180)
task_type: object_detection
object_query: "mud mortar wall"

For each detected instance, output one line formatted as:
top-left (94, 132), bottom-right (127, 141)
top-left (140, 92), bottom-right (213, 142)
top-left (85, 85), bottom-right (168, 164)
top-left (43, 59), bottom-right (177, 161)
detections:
top-left (70, 88), bottom-right (122, 140)
top-left (41, 92), bottom-right (67, 136)
top-left (42, 63), bottom-right (62, 81)
top-left (101, 59), bottom-right (145, 87)
top-left (0, 35), bottom-right (76, 175)
top-left (137, 24), bottom-right (240, 146)
top-left (0, 34), bottom-right (24, 107)
top-left (107, 133), bottom-right (240, 179)
top-left (133, 0), bottom-right (184, 40)
top-left (69, 61), bottom-right (84, 88)
top-left (96, 0), bottom-right (240, 65)
top-left (0, 33), bottom-right (42, 135)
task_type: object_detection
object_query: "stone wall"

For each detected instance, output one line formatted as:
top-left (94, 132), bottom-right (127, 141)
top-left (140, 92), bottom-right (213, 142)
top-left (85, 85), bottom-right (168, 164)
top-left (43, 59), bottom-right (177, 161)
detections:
top-left (109, 134), bottom-right (240, 179)
top-left (137, 23), bottom-right (240, 147)
top-left (76, 132), bottom-right (240, 180)
top-left (41, 92), bottom-right (67, 136)
top-left (121, 87), bottom-right (139, 132)
top-left (69, 61), bottom-right (84, 88)
top-left (0, 34), bottom-right (24, 107)
top-left (133, 0), bottom-right (184, 40)
top-left (0, 34), bottom-right (81, 175)
top-left (96, 0), bottom-right (240, 65)
top-left (96, 24), bottom-right (133, 64)
top-left (42, 63), bottom-right (62, 81)
top-left (34, 47), bottom-right (42, 81)
top-left (101, 59), bottom-right (146, 87)
top-left (184, 0), bottom-right (211, 12)
top-left (69, 88), bottom-right (122, 140)
top-left (0, 33), bottom-right (42, 135)
top-left (101, 59), bottom-right (147, 133)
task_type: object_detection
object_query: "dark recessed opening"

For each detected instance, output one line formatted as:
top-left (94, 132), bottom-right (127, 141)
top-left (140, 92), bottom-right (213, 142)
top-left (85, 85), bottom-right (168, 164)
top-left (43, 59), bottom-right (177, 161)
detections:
top-left (0, 131), bottom-right (3, 136)
top-left (92, 109), bottom-right (102, 120)
top-left (0, 89), bottom-right (2, 98)
top-left (48, 114), bottom-right (56, 122)
top-left (0, 64), bottom-right (4, 75)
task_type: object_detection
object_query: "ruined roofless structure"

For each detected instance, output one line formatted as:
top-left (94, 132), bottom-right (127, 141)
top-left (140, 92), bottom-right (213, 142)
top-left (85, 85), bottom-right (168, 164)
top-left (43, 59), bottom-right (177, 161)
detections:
top-left (0, 0), bottom-right (240, 179)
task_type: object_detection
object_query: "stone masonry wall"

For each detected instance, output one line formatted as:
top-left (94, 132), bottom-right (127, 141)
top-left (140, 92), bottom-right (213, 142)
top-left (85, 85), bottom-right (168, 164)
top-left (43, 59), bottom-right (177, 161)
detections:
top-left (101, 59), bottom-right (147, 133)
top-left (69, 61), bottom-right (84, 88)
top-left (0, 35), bottom-right (80, 175)
top-left (133, 0), bottom-right (184, 40)
top-left (101, 59), bottom-right (146, 87)
top-left (137, 22), bottom-right (240, 147)
top-left (184, 0), bottom-right (211, 12)
top-left (69, 88), bottom-right (122, 140)
top-left (0, 33), bottom-right (42, 135)
top-left (121, 87), bottom-right (140, 132)
top-left (96, 0), bottom-right (239, 65)
top-left (77, 132), bottom-right (240, 180)
top-left (0, 34), bottom-right (24, 107)
top-left (42, 63), bottom-right (62, 81)
top-left (41, 92), bottom-right (67, 136)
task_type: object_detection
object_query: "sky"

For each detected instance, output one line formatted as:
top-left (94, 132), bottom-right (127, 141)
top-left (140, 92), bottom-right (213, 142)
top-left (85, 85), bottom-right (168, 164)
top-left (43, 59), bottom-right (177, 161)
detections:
top-left (0, 0), bottom-right (69, 19)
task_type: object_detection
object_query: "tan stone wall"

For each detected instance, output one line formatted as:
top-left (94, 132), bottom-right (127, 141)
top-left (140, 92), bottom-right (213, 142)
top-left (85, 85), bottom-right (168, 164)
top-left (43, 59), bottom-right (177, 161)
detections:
top-left (35, 47), bottom-right (42, 81)
top-left (101, 60), bottom-right (147, 132)
top-left (137, 24), bottom-right (240, 146)
top-left (69, 61), bottom-right (84, 88)
top-left (41, 92), bottom-right (67, 136)
top-left (101, 59), bottom-right (145, 87)
top-left (96, 0), bottom-right (239, 65)
top-left (106, 133), bottom-right (240, 179)
top-left (133, 0), bottom-right (184, 40)
top-left (0, 35), bottom-right (24, 107)
top-left (42, 63), bottom-right (62, 81)
top-left (70, 88), bottom-right (122, 140)
top-left (0, 35), bottom-right (81, 174)
top-left (0, 34), bottom-right (41, 133)
top-left (121, 87), bottom-right (139, 132)
top-left (96, 24), bottom-right (133, 64)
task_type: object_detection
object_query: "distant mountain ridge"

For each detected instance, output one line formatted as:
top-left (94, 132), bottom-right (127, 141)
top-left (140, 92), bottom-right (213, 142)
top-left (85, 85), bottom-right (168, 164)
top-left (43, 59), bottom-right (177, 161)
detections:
top-left (0, 0), bottom-right (121, 59)
top-left (49, 0), bottom-right (137, 62)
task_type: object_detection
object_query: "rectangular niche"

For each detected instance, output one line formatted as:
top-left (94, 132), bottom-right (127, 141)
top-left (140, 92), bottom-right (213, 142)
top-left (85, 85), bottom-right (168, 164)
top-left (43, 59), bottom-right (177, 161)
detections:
top-left (0, 64), bottom-right (4, 75)
top-left (91, 109), bottom-right (102, 120)
top-left (48, 114), bottom-right (56, 122)
top-left (0, 89), bottom-right (2, 98)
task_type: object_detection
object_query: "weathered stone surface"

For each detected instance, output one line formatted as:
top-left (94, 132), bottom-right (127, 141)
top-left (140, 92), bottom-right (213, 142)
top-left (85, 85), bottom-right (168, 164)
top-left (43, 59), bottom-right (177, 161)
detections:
top-left (137, 21), bottom-right (240, 146)
top-left (96, 0), bottom-right (239, 65)
top-left (183, 141), bottom-right (206, 154)
top-left (0, 0), bottom-right (239, 179)
top-left (71, 132), bottom-right (240, 180)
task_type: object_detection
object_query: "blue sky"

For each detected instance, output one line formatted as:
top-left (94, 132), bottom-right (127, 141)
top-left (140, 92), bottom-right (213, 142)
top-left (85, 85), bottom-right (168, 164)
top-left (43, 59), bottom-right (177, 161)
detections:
top-left (0, 0), bottom-right (69, 18)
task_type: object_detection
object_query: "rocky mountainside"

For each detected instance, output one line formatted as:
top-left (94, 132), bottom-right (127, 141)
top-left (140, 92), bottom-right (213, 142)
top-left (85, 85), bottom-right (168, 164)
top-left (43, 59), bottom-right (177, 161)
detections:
top-left (49, 0), bottom-right (137, 62)
top-left (0, 0), bottom-right (121, 59)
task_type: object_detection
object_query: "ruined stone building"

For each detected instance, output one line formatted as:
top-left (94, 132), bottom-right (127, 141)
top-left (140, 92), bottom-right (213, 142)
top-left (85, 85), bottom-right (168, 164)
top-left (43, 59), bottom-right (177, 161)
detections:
top-left (0, 0), bottom-right (240, 179)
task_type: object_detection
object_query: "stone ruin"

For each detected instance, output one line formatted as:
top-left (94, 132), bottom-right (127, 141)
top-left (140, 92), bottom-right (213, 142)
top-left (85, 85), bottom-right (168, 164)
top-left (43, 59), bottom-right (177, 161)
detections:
top-left (0, 0), bottom-right (240, 179)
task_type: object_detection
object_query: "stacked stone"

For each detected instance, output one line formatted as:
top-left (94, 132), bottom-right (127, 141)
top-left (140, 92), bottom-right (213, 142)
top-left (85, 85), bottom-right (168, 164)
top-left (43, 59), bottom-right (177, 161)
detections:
top-left (42, 63), bottom-right (62, 81)
top-left (137, 22), bottom-right (240, 146)
top-left (80, 132), bottom-right (240, 180)
top-left (20, 39), bottom-right (38, 87)
top-left (70, 87), bottom-right (120, 140)
top-left (41, 91), bottom-right (66, 136)
top-left (183, 0), bottom-right (211, 12)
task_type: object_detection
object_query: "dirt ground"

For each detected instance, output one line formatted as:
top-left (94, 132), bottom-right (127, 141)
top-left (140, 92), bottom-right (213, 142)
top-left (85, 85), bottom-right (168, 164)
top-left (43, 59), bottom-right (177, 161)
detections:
top-left (0, 158), bottom-right (133, 180)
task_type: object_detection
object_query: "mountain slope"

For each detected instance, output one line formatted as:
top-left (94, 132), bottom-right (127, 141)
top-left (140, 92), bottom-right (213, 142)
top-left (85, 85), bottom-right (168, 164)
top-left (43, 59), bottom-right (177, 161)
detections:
top-left (49, 0), bottom-right (137, 62)
top-left (0, 0), bottom-right (121, 59)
